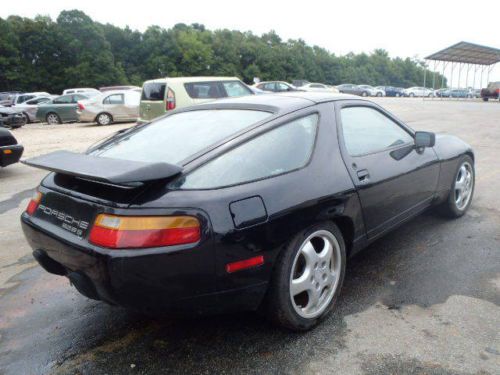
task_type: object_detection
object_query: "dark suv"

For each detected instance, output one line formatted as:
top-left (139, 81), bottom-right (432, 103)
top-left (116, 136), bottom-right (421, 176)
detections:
top-left (480, 82), bottom-right (500, 101)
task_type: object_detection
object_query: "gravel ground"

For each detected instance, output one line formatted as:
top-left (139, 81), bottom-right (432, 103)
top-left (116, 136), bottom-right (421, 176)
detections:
top-left (0, 99), bottom-right (499, 375)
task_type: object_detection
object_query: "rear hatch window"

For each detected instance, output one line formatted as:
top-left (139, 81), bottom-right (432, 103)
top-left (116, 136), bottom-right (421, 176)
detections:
top-left (93, 109), bottom-right (272, 164)
top-left (141, 82), bottom-right (166, 101)
top-left (184, 82), bottom-right (224, 99)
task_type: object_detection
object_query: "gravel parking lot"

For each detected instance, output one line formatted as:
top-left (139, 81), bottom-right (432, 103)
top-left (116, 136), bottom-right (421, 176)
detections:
top-left (0, 98), bottom-right (499, 375)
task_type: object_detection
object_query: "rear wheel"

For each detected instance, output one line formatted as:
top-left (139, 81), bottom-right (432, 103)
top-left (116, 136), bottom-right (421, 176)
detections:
top-left (265, 222), bottom-right (346, 331)
top-left (22, 112), bottom-right (30, 124)
top-left (361, 91), bottom-right (368, 97)
top-left (46, 113), bottom-right (61, 125)
top-left (96, 113), bottom-right (112, 126)
top-left (409, 93), bottom-right (415, 97)
top-left (439, 156), bottom-right (474, 218)
top-left (376, 92), bottom-right (382, 97)
top-left (482, 97), bottom-right (488, 102)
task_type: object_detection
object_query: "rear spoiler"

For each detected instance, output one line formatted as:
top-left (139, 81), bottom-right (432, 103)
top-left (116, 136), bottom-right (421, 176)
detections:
top-left (22, 151), bottom-right (183, 186)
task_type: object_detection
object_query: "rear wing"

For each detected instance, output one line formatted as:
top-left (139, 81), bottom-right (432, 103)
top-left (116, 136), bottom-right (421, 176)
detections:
top-left (22, 151), bottom-right (182, 186)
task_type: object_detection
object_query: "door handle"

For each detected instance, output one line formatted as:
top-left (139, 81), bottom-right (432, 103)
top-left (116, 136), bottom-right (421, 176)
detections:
top-left (357, 169), bottom-right (370, 182)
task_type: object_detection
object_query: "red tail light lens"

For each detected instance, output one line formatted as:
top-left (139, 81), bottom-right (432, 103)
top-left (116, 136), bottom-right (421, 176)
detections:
top-left (26, 191), bottom-right (42, 215)
top-left (77, 102), bottom-right (85, 110)
top-left (89, 214), bottom-right (200, 249)
top-left (166, 88), bottom-right (176, 110)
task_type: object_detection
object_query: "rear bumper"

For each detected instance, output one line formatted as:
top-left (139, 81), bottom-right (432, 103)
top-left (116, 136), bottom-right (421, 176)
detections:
top-left (0, 144), bottom-right (23, 167)
top-left (21, 213), bottom-right (267, 315)
top-left (1, 114), bottom-right (26, 128)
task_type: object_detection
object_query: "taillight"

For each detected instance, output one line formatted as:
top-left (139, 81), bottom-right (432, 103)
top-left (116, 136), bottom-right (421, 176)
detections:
top-left (89, 214), bottom-right (200, 249)
top-left (26, 191), bottom-right (42, 215)
top-left (77, 102), bottom-right (85, 110)
top-left (496, 88), bottom-right (500, 94)
top-left (166, 88), bottom-right (175, 110)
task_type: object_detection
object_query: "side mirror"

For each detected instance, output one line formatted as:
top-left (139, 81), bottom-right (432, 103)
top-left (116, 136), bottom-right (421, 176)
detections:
top-left (414, 131), bottom-right (435, 148)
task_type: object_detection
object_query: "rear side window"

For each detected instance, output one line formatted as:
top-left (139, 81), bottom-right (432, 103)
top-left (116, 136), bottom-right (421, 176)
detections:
top-left (94, 110), bottom-right (271, 164)
top-left (53, 95), bottom-right (72, 104)
top-left (177, 114), bottom-right (318, 189)
top-left (222, 81), bottom-right (252, 97)
top-left (103, 94), bottom-right (124, 105)
top-left (141, 82), bottom-right (166, 101)
top-left (184, 82), bottom-right (223, 99)
top-left (340, 107), bottom-right (413, 156)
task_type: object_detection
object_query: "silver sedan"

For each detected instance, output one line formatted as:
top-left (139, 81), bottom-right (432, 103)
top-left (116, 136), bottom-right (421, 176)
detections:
top-left (77, 90), bottom-right (141, 125)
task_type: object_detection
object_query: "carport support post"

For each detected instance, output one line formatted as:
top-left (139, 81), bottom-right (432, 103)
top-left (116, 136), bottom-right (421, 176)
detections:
top-left (457, 63), bottom-right (462, 95)
top-left (480, 66), bottom-right (484, 89)
top-left (432, 60), bottom-right (437, 91)
top-left (465, 64), bottom-right (470, 92)
top-left (450, 62), bottom-right (455, 90)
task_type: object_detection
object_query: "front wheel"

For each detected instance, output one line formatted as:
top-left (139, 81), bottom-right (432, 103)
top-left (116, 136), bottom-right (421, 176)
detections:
top-left (264, 222), bottom-right (346, 331)
top-left (482, 97), bottom-right (488, 102)
top-left (439, 156), bottom-right (475, 218)
top-left (361, 91), bottom-right (368, 97)
top-left (409, 93), bottom-right (415, 97)
top-left (376, 92), bottom-right (382, 97)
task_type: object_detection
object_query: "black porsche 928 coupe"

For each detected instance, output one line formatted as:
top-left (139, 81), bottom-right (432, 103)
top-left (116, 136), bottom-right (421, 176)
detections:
top-left (21, 93), bottom-right (474, 331)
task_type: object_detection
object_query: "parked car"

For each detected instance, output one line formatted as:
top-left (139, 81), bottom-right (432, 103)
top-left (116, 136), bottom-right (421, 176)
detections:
top-left (247, 86), bottom-right (266, 95)
top-left (292, 80), bottom-right (310, 87)
top-left (36, 94), bottom-right (90, 124)
top-left (480, 82), bottom-right (500, 101)
top-left (435, 88), bottom-right (451, 98)
top-left (77, 90), bottom-right (141, 125)
top-left (337, 84), bottom-right (368, 96)
top-left (22, 92), bottom-right (474, 331)
top-left (14, 96), bottom-right (55, 123)
top-left (139, 77), bottom-right (253, 122)
top-left (358, 85), bottom-right (384, 97)
top-left (376, 86), bottom-right (404, 97)
top-left (300, 83), bottom-right (339, 93)
top-left (62, 88), bottom-right (101, 97)
top-left (449, 89), bottom-right (475, 98)
top-left (253, 81), bottom-right (300, 93)
top-left (0, 105), bottom-right (27, 128)
top-left (99, 86), bottom-right (141, 92)
top-left (0, 92), bottom-right (22, 106)
top-left (403, 87), bottom-right (434, 97)
top-left (10, 92), bottom-right (51, 107)
top-left (0, 127), bottom-right (23, 167)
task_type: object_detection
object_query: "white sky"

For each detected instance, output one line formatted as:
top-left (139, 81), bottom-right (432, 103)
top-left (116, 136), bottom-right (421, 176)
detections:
top-left (2, 0), bottom-right (499, 84)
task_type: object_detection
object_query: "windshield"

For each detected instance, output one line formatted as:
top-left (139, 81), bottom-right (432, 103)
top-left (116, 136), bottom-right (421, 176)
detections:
top-left (93, 109), bottom-right (272, 164)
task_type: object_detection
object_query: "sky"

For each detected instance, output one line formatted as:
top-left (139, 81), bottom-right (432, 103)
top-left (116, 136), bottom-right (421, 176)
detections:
top-left (2, 0), bottom-right (499, 84)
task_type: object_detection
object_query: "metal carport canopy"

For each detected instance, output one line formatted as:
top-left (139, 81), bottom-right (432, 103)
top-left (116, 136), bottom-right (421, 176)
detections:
top-left (425, 41), bottom-right (500, 66)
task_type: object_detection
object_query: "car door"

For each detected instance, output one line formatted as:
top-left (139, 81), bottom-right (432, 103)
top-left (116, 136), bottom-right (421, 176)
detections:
top-left (51, 95), bottom-right (74, 121)
top-left (122, 91), bottom-right (140, 120)
top-left (102, 93), bottom-right (126, 121)
top-left (335, 101), bottom-right (440, 239)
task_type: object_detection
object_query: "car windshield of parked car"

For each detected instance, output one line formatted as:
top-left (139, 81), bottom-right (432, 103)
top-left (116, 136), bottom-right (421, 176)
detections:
top-left (341, 107), bottom-right (413, 156)
top-left (93, 109), bottom-right (272, 164)
top-left (176, 114), bottom-right (318, 189)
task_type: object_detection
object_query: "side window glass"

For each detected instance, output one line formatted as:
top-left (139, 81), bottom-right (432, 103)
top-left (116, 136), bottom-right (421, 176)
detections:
top-left (103, 94), bottom-right (125, 105)
top-left (222, 81), bottom-right (251, 97)
top-left (178, 114), bottom-right (318, 189)
top-left (340, 107), bottom-right (413, 156)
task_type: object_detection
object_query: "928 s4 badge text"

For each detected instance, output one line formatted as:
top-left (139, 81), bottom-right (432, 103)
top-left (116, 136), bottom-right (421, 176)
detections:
top-left (37, 204), bottom-right (89, 237)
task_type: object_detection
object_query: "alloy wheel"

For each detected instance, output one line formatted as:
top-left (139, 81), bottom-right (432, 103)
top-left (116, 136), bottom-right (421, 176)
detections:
top-left (98, 114), bottom-right (111, 125)
top-left (454, 161), bottom-right (474, 210)
top-left (46, 114), bottom-right (59, 125)
top-left (289, 230), bottom-right (341, 319)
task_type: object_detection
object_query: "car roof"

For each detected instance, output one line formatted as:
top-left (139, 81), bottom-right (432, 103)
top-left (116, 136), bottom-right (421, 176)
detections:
top-left (180, 92), bottom-right (364, 115)
top-left (145, 76), bottom-right (240, 84)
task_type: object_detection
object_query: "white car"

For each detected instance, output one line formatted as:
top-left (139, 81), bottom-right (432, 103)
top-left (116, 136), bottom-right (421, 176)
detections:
top-left (62, 88), bottom-right (101, 97)
top-left (77, 90), bottom-right (141, 125)
top-left (403, 87), bottom-right (435, 97)
top-left (10, 92), bottom-right (51, 106)
top-left (14, 95), bottom-right (56, 123)
top-left (358, 85), bottom-right (385, 97)
top-left (300, 83), bottom-right (339, 93)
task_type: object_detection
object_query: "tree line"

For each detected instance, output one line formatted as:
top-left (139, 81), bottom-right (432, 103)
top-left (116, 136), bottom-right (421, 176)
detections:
top-left (0, 10), bottom-right (446, 94)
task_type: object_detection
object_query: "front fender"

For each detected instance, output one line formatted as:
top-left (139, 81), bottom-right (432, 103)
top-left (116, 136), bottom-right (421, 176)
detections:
top-left (433, 134), bottom-right (474, 203)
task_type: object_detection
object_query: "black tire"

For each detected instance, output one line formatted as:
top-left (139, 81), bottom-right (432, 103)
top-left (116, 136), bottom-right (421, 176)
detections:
top-left (438, 155), bottom-right (475, 218)
top-left (395, 93), bottom-right (400, 97)
top-left (376, 92), bottom-right (382, 97)
top-left (46, 112), bottom-right (61, 125)
top-left (22, 112), bottom-right (31, 124)
top-left (361, 91), bottom-right (368, 97)
top-left (96, 112), bottom-right (113, 126)
top-left (409, 93), bottom-right (415, 97)
top-left (264, 222), bottom-right (346, 331)
top-left (482, 97), bottom-right (488, 102)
